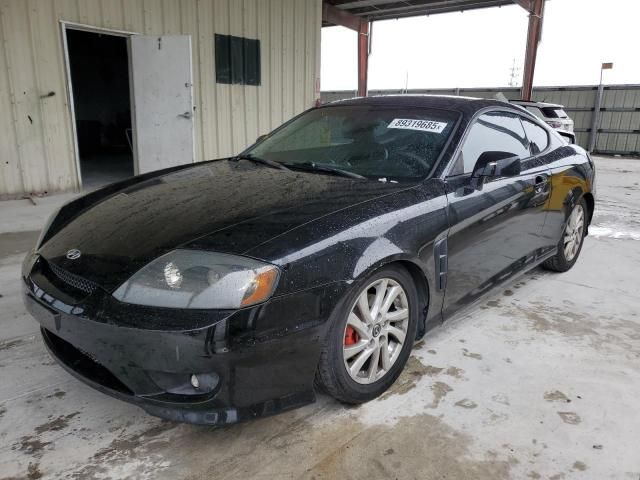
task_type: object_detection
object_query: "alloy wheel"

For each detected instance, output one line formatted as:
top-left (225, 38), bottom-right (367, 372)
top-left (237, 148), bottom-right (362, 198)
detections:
top-left (564, 203), bottom-right (585, 262)
top-left (342, 278), bottom-right (410, 384)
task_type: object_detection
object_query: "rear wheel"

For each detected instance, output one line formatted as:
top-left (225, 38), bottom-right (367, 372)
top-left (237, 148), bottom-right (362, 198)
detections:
top-left (316, 265), bottom-right (418, 404)
top-left (543, 197), bottom-right (587, 272)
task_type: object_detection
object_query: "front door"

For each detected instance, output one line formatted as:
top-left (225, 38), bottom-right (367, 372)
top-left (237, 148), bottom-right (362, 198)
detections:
top-left (442, 110), bottom-right (551, 316)
top-left (130, 35), bottom-right (194, 174)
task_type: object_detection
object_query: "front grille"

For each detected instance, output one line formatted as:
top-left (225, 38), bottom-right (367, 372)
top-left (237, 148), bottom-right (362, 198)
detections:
top-left (47, 261), bottom-right (98, 294)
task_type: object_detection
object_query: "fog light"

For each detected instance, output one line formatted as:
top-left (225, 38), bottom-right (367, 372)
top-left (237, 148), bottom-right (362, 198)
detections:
top-left (190, 374), bottom-right (200, 389)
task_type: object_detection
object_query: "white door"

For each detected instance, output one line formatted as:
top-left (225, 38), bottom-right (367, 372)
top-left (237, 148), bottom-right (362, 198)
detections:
top-left (130, 35), bottom-right (194, 174)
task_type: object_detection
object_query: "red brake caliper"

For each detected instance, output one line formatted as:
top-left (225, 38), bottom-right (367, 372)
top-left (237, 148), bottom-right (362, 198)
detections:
top-left (344, 326), bottom-right (360, 346)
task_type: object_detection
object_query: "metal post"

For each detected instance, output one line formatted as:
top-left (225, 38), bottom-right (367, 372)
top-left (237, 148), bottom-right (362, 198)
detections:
top-left (588, 83), bottom-right (604, 153)
top-left (357, 20), bottom-right (369, 97)
top-left (322, 3), bottom-right (369, 97)
top-left (520, 0), bottom-right (544, 101)
top-left (588, 63), bottom-right (613, 153)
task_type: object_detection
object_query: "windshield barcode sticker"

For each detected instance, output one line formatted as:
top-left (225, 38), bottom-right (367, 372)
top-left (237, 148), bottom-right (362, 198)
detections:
top-left (387, 118), bottom-right (448, 133)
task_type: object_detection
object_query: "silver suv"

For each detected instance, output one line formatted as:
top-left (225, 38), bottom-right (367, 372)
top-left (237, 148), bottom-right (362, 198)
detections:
top-left (510, 99), bottom-right (574, 132)
top-left (510, 99), bottom-right (575, 143)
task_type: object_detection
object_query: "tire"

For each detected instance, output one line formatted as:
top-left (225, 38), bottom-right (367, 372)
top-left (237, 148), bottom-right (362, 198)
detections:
top-left (316, 264), bottom-right (418, 404)
top-left (542, 197), bottom-right (588, 273)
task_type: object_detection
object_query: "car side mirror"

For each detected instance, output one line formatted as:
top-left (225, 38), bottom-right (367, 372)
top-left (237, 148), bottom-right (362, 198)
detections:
top-left (471, 151), bottom-right (521, 190)
top-left (256, 134), bottom-right (268, 143)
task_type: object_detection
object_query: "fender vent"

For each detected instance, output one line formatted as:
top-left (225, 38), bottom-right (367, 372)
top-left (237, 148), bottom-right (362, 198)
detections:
top-left (434, 238), bottom-right (448, 291)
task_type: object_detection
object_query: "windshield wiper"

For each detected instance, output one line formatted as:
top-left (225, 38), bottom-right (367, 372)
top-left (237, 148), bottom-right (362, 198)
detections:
top-left (283, 162), bottom-right (366, 180)
top-left (230, 154), bottom-right (290, 171)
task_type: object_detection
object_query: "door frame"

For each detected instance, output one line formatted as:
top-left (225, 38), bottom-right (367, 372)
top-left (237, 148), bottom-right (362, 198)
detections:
top-left (59, 21), bottom-right (138, 190)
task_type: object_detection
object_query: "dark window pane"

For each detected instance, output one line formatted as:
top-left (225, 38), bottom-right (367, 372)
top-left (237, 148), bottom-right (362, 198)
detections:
top-left (540, 107), bottom-right (567, 119)
top-left (459, 112), bottom-right (529, 173)
top-left (522, 118), bottom-right (549, 155)
top-left (215, 34), bottom-right (260, 86)
top-left (243, 38), bottom-right (260, 85)
top-left (214, 34), bottom-right (231, 84)
top-left (229, 36), bottom-right (244, 84)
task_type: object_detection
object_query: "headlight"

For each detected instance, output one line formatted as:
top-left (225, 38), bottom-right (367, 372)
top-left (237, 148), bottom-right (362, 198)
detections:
top-left (112, 250), bottom-right (280, 309)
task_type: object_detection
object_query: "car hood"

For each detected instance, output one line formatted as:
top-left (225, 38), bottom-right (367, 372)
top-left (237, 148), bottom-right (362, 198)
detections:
top-left (38, 160), bottom-right (408, 291)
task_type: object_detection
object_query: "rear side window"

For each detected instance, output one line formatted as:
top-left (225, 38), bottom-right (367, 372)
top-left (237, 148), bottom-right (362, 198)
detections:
top-left (521, 118), bottom-right (549, 154)
top-left (455, 111), bottom-right (530, 174)
top-left (541, 107), bottom-right (568, 119)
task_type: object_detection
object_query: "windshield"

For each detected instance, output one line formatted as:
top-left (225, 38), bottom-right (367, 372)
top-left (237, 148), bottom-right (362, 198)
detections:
top-left (246, 106), bottom-right (458, 181)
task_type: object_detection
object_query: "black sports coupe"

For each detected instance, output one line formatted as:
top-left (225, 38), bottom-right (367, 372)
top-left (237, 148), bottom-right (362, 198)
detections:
top-left (22, 96), bottom-right (595, 425)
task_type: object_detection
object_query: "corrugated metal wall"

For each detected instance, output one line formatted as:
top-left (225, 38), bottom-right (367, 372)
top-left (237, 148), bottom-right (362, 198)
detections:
top-left (322, 85), bottom-right (640, 155)
top-left (0, 0), bottom-right (322, 197)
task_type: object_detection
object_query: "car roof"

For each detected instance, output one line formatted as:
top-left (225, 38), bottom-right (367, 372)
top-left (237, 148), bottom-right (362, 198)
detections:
top-left (324, 94), bottom-right (516, 116)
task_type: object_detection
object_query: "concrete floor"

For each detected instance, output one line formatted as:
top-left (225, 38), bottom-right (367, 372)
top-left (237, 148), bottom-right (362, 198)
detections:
top-left (80, 152), bottom-right (134, 191)
top-left (0, 156), bottom-right (639, 480)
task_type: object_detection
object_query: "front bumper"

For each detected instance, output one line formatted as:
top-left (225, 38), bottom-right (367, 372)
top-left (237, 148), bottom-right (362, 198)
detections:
top-left (22, 256), bottom-right (347, 425)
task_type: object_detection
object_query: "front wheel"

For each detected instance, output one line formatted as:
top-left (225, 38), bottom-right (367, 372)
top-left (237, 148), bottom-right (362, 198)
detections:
top-left (542, 197), bottom-right (587, 272)
top-left (316, 265), bottom-right (418, 404)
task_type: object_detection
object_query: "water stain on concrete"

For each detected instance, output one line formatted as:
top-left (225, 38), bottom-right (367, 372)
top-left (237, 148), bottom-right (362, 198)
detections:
top-left (0, 338), bottom-right (27, 352)
top-left (455, 398), bottom-right (478, 409)
top-left (503, 289), bottom-right (514, 296)
top-left (544, 390), bottom-right (571, 403)
top-left (44, 391), bottom-right (66, 400)
top-left (377, 356), bottom-right (431, 400)
top-left (168, 412), bottom-right (511, 480)
top-left (486, 300), bottom-right (501, 308)
top-left (34, 412), bottom-right (79, 435)
top-left (1, 462), bottom-right (43, 480)
top-left (424, 365), bottom-right (445, 377)
top-left (13, 436), bottom-right (51, 456)
top-left (445, 366), bottom-right (464, 378)
top-left (462, 348), bottom-right (483, 360)
top-left (67, 422), bottom-right (176, 479)
top-left (298, 415), bottom-right (510, 480)
top-left (573, 461), bottom-right (587, 471)
top-left (93, 421), bottom-right (175, 460)
top-left (557, 412), bottom-right (582, 425)
top-left (428, 382), bottom-right (453, 409)
top-left (491, 394), bottom-right (510, 406)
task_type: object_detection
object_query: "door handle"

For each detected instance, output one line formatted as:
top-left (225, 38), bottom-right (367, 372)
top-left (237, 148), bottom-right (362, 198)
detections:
top-left (178, 111), bottom-right (192, 119)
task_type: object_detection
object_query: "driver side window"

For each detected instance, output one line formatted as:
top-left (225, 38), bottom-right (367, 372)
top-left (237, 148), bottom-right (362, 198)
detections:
top-left (452, 111), bottom-right (530, 175)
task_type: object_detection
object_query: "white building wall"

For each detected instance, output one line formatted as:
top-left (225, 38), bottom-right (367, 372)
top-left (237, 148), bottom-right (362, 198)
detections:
top-left (0, 0), bottom-right (322, 197)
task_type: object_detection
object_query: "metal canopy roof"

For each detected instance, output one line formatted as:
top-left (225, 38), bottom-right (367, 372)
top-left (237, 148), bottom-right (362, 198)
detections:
top-left (322, 0), bottom-right (515, 24)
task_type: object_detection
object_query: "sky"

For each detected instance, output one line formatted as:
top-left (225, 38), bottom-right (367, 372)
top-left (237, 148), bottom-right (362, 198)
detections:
top-left (321, 0), bottom-right (640, 91)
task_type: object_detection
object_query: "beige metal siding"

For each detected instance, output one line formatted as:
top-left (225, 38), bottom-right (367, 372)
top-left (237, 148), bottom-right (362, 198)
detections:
top-left (0, 0), bottom-right (322, 197)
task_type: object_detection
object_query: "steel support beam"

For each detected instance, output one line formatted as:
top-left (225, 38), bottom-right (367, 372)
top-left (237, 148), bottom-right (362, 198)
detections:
top-left (357, 20), bottom-right (370, 96)
top-left (322, 2), bottom-right (362, 31)
top-left (520, 0), bottom-right (544, 100)
top-left (323, 3), bottom-right (370, 96)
